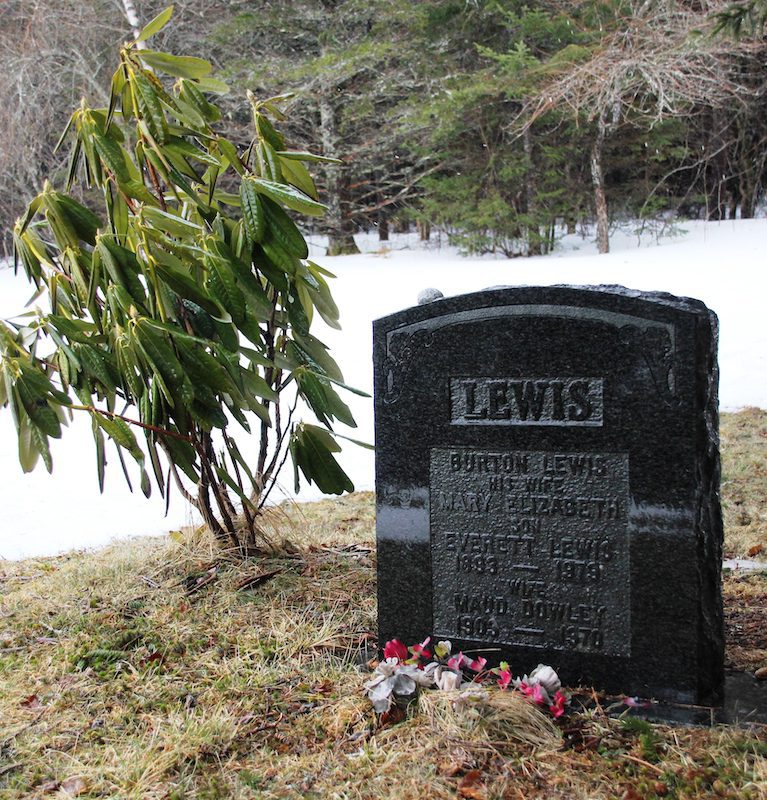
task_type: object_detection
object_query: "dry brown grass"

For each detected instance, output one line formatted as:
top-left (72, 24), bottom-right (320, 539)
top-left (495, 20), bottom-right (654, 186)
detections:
top-left (721, 407), bottom-right (767, 559)
top-left (0, 413), bottom-right (765, 799)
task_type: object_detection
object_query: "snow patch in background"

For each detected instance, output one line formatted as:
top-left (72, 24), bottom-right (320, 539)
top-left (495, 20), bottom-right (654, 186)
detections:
top-left (0, 219), bottom-right (764, 559)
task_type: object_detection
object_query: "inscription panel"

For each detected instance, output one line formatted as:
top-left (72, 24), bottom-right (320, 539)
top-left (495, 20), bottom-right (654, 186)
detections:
top-left (431, 447), bottom-right (631, 657)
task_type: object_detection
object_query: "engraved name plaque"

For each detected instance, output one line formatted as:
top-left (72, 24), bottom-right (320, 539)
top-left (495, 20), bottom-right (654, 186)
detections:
top-left (450, 377), bottom-right (604, 426)
top-left (430, 448), bottom-right (631, 657)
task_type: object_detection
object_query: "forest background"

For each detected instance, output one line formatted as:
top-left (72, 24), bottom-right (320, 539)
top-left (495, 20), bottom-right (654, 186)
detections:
top-left (1, 0), bottom-right (766, 263)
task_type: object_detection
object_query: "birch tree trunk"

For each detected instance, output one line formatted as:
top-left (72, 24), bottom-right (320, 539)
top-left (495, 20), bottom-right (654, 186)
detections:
top-left (119, 0), bottom-right (146, 48)
top-left (590, 113), bottom-right (609, 254)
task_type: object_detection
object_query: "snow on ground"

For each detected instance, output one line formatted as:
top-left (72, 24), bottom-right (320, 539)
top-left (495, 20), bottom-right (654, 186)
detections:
top-left (0, 219), bottom-right (764, 559)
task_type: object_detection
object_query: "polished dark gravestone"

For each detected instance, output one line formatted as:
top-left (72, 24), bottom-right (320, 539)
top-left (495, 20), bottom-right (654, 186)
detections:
top-left (373, 285), bottom-right (724, 705)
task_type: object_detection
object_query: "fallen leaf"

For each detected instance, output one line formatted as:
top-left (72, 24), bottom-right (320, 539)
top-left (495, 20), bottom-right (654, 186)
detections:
top-left (61, 776), bottom-right (87, 795)
top-left (747, 544), bottom-right (763, 557)
top-left (20, 694), bottom-right (45, 710)
top-left (39, 780), bottom-right (60, 793)
top-left (236, 569), bottom-right (282, 592)
top-left (458, 769), bottom-right (486, 800)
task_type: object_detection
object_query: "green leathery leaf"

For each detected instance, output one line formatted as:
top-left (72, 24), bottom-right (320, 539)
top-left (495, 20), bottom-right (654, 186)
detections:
top-left (151, 256), bottom-right (220, 317)
top-left (29, 421), bottom-right (53, 472)
top-left (135, 6), bottom-right (174, 43)
top-left (139, 51), bottom-right (212, 80)
top-left (276, 150), bottom-right (342, 165)
top-left (75, 344), bottom-right (118, 393)
top-left (262, 196), bottom-right (308, 258)
top-left (214, 465), bottom-right (258, 512)
top-left (216, 137), bottom-right (244, 175)
top-left (291, 423), bottom-right (353, 495)
top-left (296, 370), bottom-right (332, 427)
top-left (300, 271), bottom-right (340, 329)
top-left (142, 206), bottom-right (203, 238)
top-left (106, 183), bottom-right (129, 238)
top-left (163, 434), bottom-right (198, 482)
top-left (93, 132), bottom-right (130, 182)
top-left (167, 97), bottom-right (207, 130)
top-left (241, 368), bottom-right (277, 402)
top-left (95, 414), bottom-right (143, 462)
top-left (296, 281), bottom-right (314, 326)
top-left (261, 238), bottom-right (299, 276)
top-left (133, 71), bottom-right (169, 143)
top-left (205, 255), bottom-right (245, 325)
top-left (194, 76), bottom-right (229, 94)
top-left (255, 114), bottom-right (284, 150)
top-left (116, 334), bottom-right (144, 399)
top-left (16, 381), bottom-right (61, 439)
top-left (94, 421), bottom-right (106, 492)
top-left (18, 416), bottom-right (40, 473)
top-left (134, 320), bottom-right (185, 390)
top-left (212, 318), bottom-right (238, 352)
top-left (279, 156), bottom-right (318, 200)
top-left (249, 177), bottom-right (326, 216)
top-left (240, 179), bottom-right (265, 245)
top-left (259, 140), bottom-right (282, 182)
top-left (165, 137), bottom-right (221, 166)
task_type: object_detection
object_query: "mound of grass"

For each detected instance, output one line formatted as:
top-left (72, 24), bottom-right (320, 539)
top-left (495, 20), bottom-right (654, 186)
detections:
top-left (0, 411), bottom-right (765, 798)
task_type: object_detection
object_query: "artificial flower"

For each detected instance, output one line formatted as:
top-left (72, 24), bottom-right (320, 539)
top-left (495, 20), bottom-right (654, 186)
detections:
top-left (434, 666), bottom-right (463, 691)
top-left (528, 664), bottom-right (561, 696)
top-left (410, 636), bottom-right (432, 661)
top-left (383, 639), bottom-right (409, 662)
top-left (549, 690), bottom-right (567, 718)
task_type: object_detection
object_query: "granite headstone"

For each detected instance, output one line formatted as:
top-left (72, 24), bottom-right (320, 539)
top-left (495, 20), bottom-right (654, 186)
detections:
top-left (373, 285), bottom-right (723, 705)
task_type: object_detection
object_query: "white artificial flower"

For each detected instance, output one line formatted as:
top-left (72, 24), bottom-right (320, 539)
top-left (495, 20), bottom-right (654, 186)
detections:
top-left (529, 664), bottom-right (561, 695)
top-left (434, 666), bottom-right (463, 691)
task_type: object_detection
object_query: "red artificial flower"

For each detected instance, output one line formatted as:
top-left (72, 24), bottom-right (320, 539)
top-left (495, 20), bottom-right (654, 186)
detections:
top-left (383, 639), bottom-right (409, 662)
top-left (549, 690), bottom-right (567, 718)
top-left (410, 636), bottom-right (432, 661)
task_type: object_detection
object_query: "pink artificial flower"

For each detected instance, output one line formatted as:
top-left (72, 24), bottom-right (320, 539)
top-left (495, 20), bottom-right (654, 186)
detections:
top-left (410, 636), bottom-right (432, 661)
top-left (447, 652), bottom-right (466, 671)
top-left (383, 639), bottom-right (409, 662)
top-left (465, 655), bottom-right (487, 673)
top-left (549, 690), bottom-right (567, 718)
top-left (530, 683), bottom-right (547, 705)
top-left (624, 696), bottom-right (651, 709)
top-left (517, 681), bottom-right (546, 705)
top-left (496, 669), bottom-right (513, 689)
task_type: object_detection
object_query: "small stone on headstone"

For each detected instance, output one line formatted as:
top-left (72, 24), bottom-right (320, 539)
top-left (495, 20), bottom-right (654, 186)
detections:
top-left (417, 288), bottom-right (444, 305)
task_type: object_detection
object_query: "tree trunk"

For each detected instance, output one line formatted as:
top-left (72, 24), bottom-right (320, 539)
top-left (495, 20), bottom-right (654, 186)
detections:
top-left (120, 0), bottom-right (147, 48)
top-left (417, 219), bottom-right (430, 241)
top-left (319, 93), bottom-right (359, 256)
top-left (590, 115), bottom-right (609, 255)
top-left (378, 208), bottom-right (389, 241)
top-left (394, 216), bottom-right (409, 234)
top-left (523, 126), bottom-right (541, 256)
